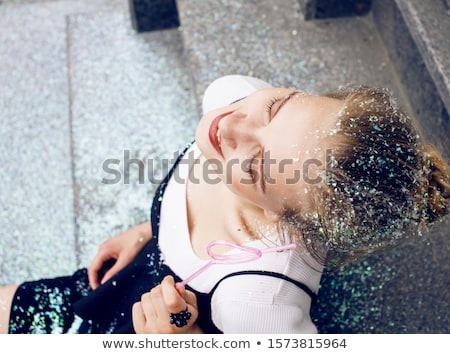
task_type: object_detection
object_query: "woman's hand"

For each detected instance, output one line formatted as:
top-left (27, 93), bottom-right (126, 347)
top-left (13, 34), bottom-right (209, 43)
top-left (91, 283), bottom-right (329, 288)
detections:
top-left (132, 276), bottom-right (202, 334)
top-left (88, 221), bottom-right (152, 290)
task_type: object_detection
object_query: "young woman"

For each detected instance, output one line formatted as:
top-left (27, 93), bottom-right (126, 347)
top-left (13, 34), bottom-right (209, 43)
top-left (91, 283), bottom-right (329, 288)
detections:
top-left (1, 75), bottom-right (449, 334)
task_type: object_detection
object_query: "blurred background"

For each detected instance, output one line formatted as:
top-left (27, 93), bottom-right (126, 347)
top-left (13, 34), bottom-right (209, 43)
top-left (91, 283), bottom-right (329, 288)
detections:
top-left (0, 0), bottom-right (448, 333)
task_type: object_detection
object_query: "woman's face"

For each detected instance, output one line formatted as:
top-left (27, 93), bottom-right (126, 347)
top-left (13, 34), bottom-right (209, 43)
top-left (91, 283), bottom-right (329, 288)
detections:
top-left (195, 87), bottom-right (344, 216)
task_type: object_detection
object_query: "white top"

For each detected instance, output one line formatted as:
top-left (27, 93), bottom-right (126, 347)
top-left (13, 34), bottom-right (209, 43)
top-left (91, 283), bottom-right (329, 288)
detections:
top-left (158, 143), bottom-right (322, 333)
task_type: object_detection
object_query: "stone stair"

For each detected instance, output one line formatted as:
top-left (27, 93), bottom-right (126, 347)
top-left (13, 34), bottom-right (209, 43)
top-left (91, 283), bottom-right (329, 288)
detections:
top-left (131, 0), bottom-right (450, 151)
top-left (370, 0), bottom-right (450, 155)
top-left (0, 0), bottom-right (198, 283)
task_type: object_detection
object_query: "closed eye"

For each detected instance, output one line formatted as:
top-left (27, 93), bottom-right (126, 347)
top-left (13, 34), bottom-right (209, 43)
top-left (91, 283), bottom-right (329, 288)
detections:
top-left (245, 155), bottom-right (258, 183)
top-left (265, 97), bottom-right (278, 113)
top-left (267, 91), bottom-right (298, 121)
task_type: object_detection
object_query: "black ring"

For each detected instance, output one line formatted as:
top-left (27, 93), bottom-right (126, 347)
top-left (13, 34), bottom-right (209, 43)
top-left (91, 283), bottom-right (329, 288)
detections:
top-left (169, 307), bottom-right (192, 328)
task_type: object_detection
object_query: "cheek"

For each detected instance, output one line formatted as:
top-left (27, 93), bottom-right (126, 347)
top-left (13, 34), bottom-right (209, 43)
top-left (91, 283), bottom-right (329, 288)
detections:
top-left (221, 162), bottom-right (258, 199)
top-left (195, 113), bottom-right (211, 144)
top-left (225, 164), bottom-right (280, 210)
top-left (196, 117), bottom-right (219, 159)
top-left (223, 161), bottom-right (251, 189)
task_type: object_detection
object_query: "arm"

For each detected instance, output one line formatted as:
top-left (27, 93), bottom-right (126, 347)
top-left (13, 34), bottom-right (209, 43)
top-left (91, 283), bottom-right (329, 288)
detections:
top-left (88, 221), bottom-right (152, 290)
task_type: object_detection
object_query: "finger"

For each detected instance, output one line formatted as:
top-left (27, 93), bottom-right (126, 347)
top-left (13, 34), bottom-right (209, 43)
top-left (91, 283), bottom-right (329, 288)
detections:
top-left (132, 302), bottom-right (146, 334)
top-left (161, 276), bottom-right (186, 314)
top-left (181, 289), bottom-right (198, 309)
top-left (140, 292), bottom-right (157, 320)
top-left (173, 282), bottom-right (197, 309)
top-left (89, 261), bottom-right (113, 290)
top-left (150, 286), bottom-right (170, 321)
top-left (175, 286), bottom-right (198, 326)
top-left (100, 258), bottom-right (127, 285)
top-left (160, 277), bottom-right (196, 331)
top-left (134, 291), bottom-right (159, 334)
top-left (87, 272), bottom-right (99, 290)
top-left (100, 269), bottom-right (114, 286)
top-left (87, 259), bottom-right (102, 290)
top-left (88, 250), bottom-right (114, 289)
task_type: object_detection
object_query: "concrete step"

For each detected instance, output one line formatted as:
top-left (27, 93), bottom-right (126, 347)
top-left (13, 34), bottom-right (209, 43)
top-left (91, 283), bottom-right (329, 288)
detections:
top-left (67, 3), bottom-right (197, 269)
top-left (298, 0), bottom-right (450, 159)
top-left (371, 0), bottom-right (450, 159)
top-left (0, 0), bottom-right (86, 285)
top-left (0, 0), bottom-right (197, 285)
top-left (176, 0), bottom-right (411, 113)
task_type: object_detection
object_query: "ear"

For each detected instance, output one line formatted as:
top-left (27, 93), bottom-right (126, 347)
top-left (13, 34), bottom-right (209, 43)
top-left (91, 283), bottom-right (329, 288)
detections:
top-left (263, 209), bottom-right (281, 224)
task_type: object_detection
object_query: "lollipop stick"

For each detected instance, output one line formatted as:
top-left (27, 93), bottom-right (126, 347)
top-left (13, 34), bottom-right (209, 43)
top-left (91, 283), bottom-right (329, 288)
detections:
top-left (174, 241), bottom-right (297, 291)
top-left (175, 261), bottom-right (214, 290)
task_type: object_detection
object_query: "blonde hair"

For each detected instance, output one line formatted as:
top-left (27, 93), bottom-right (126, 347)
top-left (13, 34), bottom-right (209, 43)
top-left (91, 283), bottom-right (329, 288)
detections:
top-left (281, 85), bottom-right (450, 267)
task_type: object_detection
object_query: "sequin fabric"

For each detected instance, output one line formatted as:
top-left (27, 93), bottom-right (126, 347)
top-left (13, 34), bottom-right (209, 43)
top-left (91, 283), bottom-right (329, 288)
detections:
top-left (9, 269), bottom-right (90, 334)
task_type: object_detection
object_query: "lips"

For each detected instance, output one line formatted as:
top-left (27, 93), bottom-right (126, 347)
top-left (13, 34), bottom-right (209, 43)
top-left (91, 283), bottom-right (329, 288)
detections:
top-left (209, 111), bottom-right (232, 157)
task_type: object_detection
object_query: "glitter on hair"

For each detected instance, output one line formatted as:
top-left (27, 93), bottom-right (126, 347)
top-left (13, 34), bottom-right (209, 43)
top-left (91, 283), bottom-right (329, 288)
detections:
top-left (280, 84), bottom-right (450, 268)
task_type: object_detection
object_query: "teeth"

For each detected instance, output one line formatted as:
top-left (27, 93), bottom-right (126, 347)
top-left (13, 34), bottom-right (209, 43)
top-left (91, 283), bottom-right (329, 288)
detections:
top-left (216, 128), bottom-right (221, 146)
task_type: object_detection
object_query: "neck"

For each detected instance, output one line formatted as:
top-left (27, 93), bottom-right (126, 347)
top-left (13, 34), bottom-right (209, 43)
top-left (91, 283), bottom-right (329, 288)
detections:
top-left (190, 154), bottom-right (279, 246)
top-left (226, 191), bottom-right (278, 243)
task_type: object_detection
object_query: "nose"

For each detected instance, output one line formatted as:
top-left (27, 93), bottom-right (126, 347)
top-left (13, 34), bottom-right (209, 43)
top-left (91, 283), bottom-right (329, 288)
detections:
top-left (219, 111), bottom-right (257, 150)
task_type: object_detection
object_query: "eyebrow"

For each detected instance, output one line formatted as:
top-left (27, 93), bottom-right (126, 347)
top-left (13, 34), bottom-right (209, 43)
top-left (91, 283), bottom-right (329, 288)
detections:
top-left (259, 91), bottom-right (298, 193)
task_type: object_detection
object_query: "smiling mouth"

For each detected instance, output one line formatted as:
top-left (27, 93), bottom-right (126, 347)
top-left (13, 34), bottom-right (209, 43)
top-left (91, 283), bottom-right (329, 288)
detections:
top-left (209, 111), bottom-right (232, 157)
